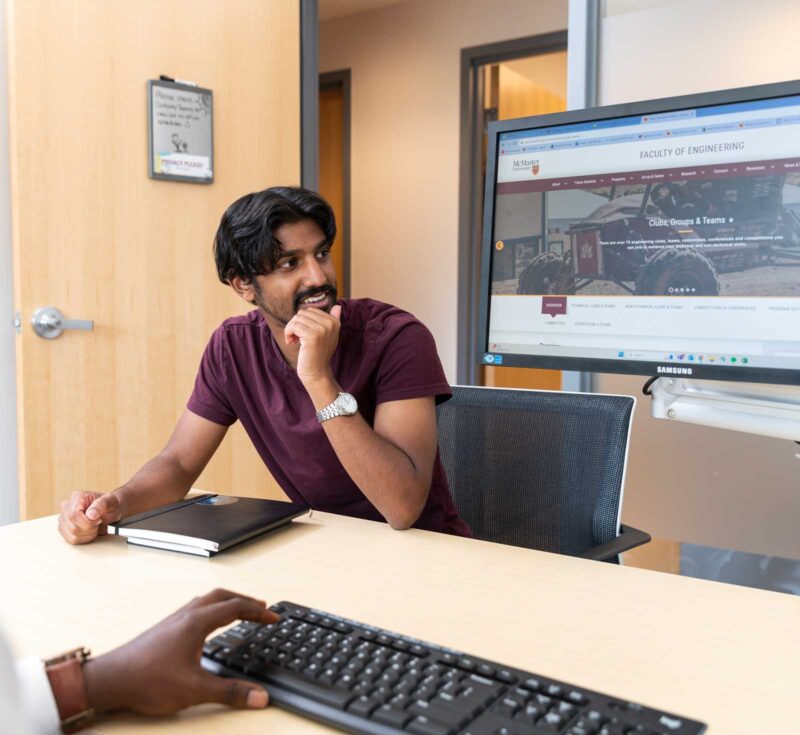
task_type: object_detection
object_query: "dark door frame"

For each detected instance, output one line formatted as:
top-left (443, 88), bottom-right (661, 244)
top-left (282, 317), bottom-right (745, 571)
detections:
top-left (457, 31), bottom-right (568, 385)
top-left (301, 0), bottom-right (319, 190)
top-left (319, 69), bottom-right (352, 298)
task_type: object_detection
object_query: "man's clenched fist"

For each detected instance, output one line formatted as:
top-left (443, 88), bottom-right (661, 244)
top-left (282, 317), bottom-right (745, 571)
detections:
top-left (58, 491), bottom-right (122, 545)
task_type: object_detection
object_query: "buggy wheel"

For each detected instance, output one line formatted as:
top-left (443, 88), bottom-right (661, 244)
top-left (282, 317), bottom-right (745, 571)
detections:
top-left (517, 252), bottom-right (571, 294)
top-left (634, 248), bottom-right (719, 296)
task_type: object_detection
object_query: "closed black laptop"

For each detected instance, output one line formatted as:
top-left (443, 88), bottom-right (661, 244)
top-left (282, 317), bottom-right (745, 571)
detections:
top-left (108, 495), bottom-right (309, 556)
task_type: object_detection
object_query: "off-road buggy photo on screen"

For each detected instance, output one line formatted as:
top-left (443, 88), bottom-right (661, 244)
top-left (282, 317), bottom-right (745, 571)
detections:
top-left (516, 174), bottom-right (800, 296)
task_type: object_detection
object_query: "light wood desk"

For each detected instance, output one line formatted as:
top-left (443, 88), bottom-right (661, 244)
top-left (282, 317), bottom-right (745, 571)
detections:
top-left (1, 511), bottom-right (797, 734)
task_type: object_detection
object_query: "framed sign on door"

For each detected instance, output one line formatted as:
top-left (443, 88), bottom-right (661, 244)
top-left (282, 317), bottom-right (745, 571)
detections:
top-left (147, 78), bottom-right (214, 183)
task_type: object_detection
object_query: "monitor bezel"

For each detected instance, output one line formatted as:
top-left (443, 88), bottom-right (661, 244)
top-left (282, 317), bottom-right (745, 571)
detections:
top-left (477, 79), bottom-right (800, 386)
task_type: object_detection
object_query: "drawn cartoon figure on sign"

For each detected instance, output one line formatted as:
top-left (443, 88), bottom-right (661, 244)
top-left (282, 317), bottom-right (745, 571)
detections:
top-left (171, 133), bottom-right (189, 153)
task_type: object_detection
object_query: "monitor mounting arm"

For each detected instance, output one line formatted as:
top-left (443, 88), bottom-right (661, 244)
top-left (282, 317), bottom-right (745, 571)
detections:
top-left (650, 378), bottom-right (800, 441)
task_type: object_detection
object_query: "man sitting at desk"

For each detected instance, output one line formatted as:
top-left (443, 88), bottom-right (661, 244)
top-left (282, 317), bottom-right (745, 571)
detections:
top-left (58, 186), bottom-right (469, 543)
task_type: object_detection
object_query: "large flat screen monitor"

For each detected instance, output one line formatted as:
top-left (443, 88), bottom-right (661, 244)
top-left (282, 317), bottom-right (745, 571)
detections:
top-left (479, 81), bottom-right (800, 385)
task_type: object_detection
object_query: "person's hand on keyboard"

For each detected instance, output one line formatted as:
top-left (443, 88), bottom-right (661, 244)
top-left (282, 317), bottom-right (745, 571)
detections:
top-left (81, 588), bottom-right (281, 716)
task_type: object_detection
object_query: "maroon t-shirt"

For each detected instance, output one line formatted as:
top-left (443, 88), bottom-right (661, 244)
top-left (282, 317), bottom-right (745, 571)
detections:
top-left (187, 298), bottom-right (471, 536)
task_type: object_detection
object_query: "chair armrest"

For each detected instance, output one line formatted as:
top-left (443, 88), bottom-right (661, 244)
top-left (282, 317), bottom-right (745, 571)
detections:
top-left (578, 524), bottom-right (651, 562)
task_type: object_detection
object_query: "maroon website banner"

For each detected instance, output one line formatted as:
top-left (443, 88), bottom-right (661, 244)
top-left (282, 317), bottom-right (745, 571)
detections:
top-left (495, 157), bottom-right (800, 195)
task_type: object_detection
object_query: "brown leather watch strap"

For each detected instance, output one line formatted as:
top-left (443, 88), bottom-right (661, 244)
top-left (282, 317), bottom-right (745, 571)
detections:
top-left (44, 648), bottom-right (95, 733)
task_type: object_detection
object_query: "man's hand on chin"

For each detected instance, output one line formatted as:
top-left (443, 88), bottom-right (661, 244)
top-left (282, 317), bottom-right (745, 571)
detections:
top-left (285, 303), bottom-right (342, 392)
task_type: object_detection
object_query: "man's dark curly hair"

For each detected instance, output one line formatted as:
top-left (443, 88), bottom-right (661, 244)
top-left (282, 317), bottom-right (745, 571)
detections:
top-left (214, 186), bottom-right (337, 284)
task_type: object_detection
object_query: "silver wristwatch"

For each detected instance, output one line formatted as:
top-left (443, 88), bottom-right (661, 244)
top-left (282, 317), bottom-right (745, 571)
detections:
top-left (316, 392), bottom-right (358, 423)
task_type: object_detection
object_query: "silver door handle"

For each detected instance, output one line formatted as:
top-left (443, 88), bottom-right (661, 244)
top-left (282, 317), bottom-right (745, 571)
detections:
top-left (32, 307), bottom-right (94, 339)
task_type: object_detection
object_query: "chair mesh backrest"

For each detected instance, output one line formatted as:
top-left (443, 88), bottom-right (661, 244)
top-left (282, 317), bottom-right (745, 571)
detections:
top-left (437, 386), bottom-right (634, 556)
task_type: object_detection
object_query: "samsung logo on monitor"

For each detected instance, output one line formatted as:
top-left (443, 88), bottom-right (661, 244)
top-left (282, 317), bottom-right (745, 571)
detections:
top-left (657, 366), bottom-right (693, 375)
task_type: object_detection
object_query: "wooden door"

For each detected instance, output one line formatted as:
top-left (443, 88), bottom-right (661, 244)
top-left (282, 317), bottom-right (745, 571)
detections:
top-left (319, 78), bottom-right (349, 294)
top-left (7, 0), bottom-right (298, 519)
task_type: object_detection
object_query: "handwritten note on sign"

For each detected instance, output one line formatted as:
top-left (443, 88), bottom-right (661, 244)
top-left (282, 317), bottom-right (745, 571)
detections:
top-left (148, 80), bottom-right (214, 183)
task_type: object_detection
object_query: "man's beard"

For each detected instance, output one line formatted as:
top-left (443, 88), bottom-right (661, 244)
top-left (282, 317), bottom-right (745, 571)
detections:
top-left (252, 281), bottom-right (337, 326)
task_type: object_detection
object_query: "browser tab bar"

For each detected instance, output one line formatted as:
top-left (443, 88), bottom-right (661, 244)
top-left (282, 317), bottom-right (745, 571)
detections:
top-left (641, 110), bottom-right (696, 124)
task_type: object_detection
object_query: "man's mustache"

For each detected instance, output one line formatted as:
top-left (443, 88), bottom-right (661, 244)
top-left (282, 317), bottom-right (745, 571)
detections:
top-left (294, 284), bottom-right (337, 311)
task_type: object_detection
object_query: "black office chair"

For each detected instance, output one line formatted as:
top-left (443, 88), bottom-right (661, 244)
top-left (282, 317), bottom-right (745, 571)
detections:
top-left (436, 386), bottom-right (650, 562)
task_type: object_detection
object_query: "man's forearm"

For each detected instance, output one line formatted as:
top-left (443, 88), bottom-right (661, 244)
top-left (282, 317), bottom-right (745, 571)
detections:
top-left (305, 379), bottom-right (430, 529)
top-left (113, 454), bottom-right (197, 518)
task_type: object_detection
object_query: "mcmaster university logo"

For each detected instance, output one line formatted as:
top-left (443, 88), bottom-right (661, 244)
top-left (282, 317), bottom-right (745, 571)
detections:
top-left (657, 365), bottom-right (693, 375)
top-left (512, 158), bottom-right (540, 175)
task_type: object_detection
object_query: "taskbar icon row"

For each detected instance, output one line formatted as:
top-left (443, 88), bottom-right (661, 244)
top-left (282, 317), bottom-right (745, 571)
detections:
top-left (616, 350), bottom-right (751, 365)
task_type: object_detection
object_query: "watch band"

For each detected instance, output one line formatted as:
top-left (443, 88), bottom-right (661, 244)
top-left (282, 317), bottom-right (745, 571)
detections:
top-left (316, 400), bottom-right (343, 422)
top-left (44, 647), bottom-right (95, 733)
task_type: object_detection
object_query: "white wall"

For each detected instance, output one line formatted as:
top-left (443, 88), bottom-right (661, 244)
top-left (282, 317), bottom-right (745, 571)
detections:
top-left (320, 0), bottom-right (568, 381)
top-left (0, 0), bottom-right (19, 526)
top-left (597, 0), bottom-right (800, 559)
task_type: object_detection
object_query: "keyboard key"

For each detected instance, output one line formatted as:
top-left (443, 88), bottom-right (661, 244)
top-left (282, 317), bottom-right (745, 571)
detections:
top-left (386, 692), bottom-right (412, 709)
top-left (407, 715), bottom-right (455, 735)
top-left (394, 676), bottom-right (421, 694)
top-left (372, 685), bottom-right (393, 702)
top-left (286, 657), bottom-right (305, 672)
top-left (432, 681), bottom-right (498, 717)
top-left (491, 700), bottom-right (518, 718)
top-left (477, 663), bottom-right (495, 677)
top-left (520, 677), bottom-right (541, 692)
top-left (202, 642), bottom-right (220, 657)
top-left (335, 673), bottom-right (356, 689)
top-left (407, 700), bottom-right (469, 730)
top-left (211, 632), bottom-right (248, 648)
top-left (371, 704), bottom-right (411, 728)
top-left (413, 684), bottom-right (438, 701)
top-left (212, 645), bottom-right (235, 663)
top-left (463, 711), bottom-right (544, 735)
top-left (597, 724), bottom-right (625, 735)
top-left (567, 690), bottom-right (588, 705)
top-left (503, 691), bottom-right (528, 708)
top-left (497, 669), bottom-right (517, 684)
top-left (647, 712), bottom-right (697, 734)
top-left (301, 663), bottom-right (321, 678)
top-left (543, 711), bottom-right (564, 727)
top-left (347, 695), bottom-right (381, 717)
top-left (514, 703), bottom-right (541, 725)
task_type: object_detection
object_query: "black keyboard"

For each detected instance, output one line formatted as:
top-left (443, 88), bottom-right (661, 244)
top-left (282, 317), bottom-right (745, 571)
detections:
top-left (201, 601), bottom-right (706, 735)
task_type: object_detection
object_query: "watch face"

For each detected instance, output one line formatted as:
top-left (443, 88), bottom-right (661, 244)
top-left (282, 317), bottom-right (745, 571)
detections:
top-left (336, 392), bottom-right (358, 415)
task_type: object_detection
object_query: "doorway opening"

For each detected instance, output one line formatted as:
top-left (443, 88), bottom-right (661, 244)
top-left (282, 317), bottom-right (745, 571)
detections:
top-left (319, 70), bottom-right (351, 298)
top-left (457, 32), bottom-right (568, 388)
